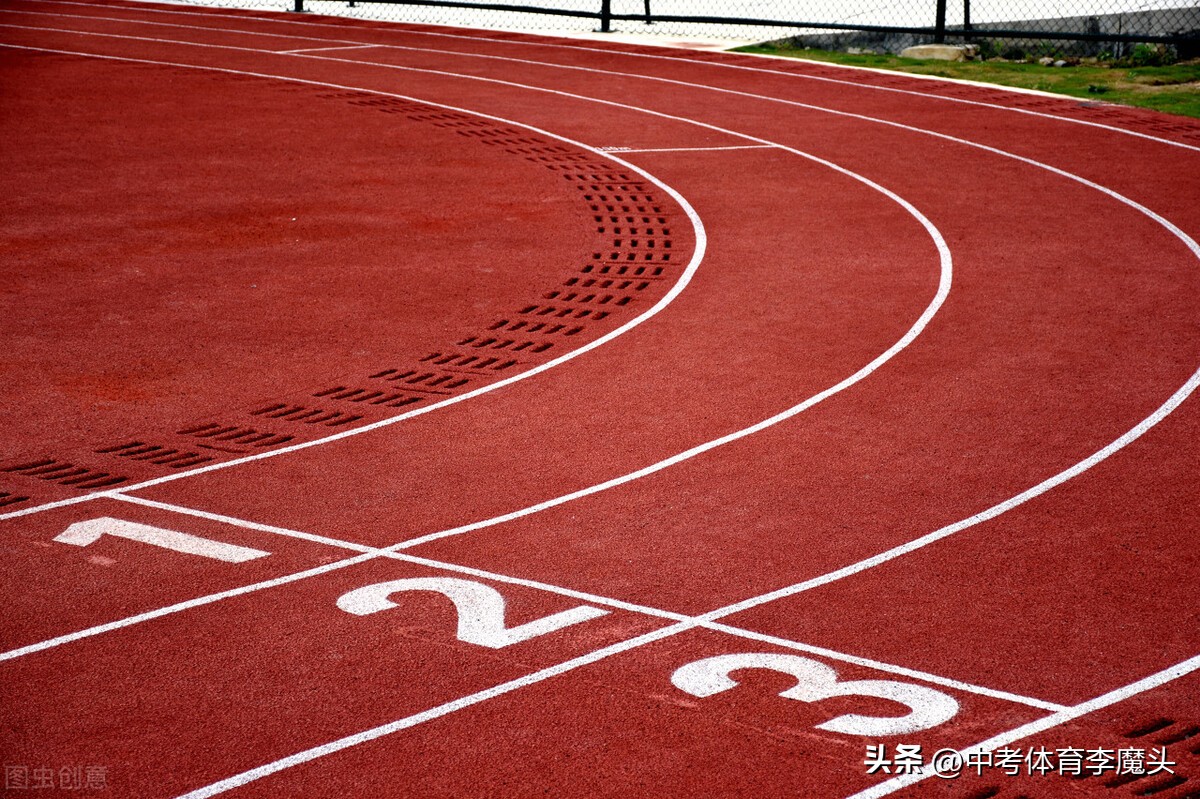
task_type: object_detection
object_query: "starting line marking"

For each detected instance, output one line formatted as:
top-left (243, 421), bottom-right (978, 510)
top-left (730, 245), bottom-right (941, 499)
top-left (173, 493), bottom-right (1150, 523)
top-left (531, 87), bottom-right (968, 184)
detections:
top-left (123, 498), bottom-right (1072, 712)
top-left (0, 10), bottom-right (1194, 795)
top-left (1, 493), bottom-right (1068, 714)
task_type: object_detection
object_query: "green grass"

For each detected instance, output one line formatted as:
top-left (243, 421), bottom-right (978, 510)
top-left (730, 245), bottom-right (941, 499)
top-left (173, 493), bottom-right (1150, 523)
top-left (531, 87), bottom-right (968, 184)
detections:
top-left (733, 43), bottom-right (1200, 119)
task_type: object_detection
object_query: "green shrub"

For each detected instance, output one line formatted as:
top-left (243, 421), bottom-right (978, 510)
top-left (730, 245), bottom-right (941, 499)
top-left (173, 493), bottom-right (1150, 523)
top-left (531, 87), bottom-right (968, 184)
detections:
top-left (1123, 43), bottom-right (1178, 67)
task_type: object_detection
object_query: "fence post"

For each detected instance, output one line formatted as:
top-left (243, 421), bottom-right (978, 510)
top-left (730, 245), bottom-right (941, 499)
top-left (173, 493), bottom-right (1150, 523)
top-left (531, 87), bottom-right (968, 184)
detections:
top-left (934, 0), bottom-right (947, 42)
top-left (599, 0), bottom-right (611, 32)
top-left (293, 0), bottom-right (304, 11)
top-left (963, 0), bottom-right (971, 37)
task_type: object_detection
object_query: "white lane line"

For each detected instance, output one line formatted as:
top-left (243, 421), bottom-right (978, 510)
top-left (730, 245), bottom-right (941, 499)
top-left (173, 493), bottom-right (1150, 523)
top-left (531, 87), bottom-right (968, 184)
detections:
top-left (0, 12), bottom-right (1190, 791)
top-left (103, 493), bottom-right (1067, 712)
top-left (0, 42), bottom-right (708, 521)
top-left (2, 28), bottom-right (1193, 646)
top-left (0, 31), bottom-right (954, 530)
top-left (275, 47), bottom-right (1199, 243)
top-left (7, 30), bottom-right (1195, 568)
top-left (173, 622), bottom-right (697, 799)
top-left (598, 144), bottom-right (776, 153)
top-left (13, 13), bottom-right (1200, 166)
top-left (12, 22), bottom-right (1185, 277)
top-left (698, 363), bottom-right (1200, 622)
top-left (276, 43), bottom-right (381, 54)
top-left (848, 653), bottom-right (1200, 798)
top-left (6, 492), bottom-right (1066, 712)
top-left (4, 31), bottom-right (1196, 683)
top-left (698, 622), bottom-right (1068, 712)
top-left (0, 552), bottom-right (378, 664)
top-left (13, 0), bottom-right (1200, 153)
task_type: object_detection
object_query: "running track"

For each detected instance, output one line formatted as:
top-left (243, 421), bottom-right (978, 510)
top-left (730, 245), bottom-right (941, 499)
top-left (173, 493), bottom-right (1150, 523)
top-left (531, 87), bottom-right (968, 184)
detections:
top-left (1, 2), bottom-right (1198, 796)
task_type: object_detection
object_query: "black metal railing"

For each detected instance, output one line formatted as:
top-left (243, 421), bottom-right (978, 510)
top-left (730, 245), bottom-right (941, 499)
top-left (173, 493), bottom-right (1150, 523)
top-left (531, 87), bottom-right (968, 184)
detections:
top-left (285, 0), bottom-right (1198, 58)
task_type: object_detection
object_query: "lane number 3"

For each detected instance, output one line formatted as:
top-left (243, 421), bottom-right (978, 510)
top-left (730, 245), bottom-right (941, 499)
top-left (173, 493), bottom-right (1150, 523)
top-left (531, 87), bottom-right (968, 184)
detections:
top-left (671, 652), bottom-right (959, 736)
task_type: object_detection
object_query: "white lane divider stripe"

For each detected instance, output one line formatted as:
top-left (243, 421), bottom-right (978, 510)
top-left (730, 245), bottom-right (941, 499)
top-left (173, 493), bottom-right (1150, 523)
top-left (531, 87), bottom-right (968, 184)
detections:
top-left (848, 653), bottom-right (1200, 798)
top-left (0, 39), bottom-right (708, 521)
top-left (8, 2), bottom-right (1198, 154)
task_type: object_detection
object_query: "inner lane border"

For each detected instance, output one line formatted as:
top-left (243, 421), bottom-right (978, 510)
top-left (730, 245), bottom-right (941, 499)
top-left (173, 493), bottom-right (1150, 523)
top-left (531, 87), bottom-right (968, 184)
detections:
top-left (14, 0), bottom-right (1200, 153)
top-left (0, 36), bottom-right (711, 519)
top-left (3, 7), bottom-right (1197, 702)
top-left (5, 491), bottom-right (1069, 714)
top-left (2, 7), bottom-right (1198, 797)
top-left (0, 22), bottom-right (960, 528)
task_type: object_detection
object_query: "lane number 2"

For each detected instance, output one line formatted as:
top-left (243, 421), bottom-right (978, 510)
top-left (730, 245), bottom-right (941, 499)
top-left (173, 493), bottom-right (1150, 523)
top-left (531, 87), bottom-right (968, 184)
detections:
top-left (671, 652), bottom-right (959, 736)
top-left (337, 577), bottom-right (609, 649)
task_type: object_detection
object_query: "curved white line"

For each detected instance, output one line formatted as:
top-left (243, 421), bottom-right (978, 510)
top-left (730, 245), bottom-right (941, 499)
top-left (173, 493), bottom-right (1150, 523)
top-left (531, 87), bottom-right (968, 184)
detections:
top-left (702, 367), bottom-right (1200, 620)
top-left (0, 38), bottom-right (952, 658)
top-left (0, 44), bottom-right (709, 518)
top-left (35, 27), bottom-right (1191, 556)
top-left (0, 33), bottom-right (957, 532)
top-left (2, 26), bottom-right (1194, 796)
top-left (5, 26), bottom-right (1196, 591)
top-left (9, 15), bottom-right (1196, 260)
top-left (5, 27), bottom-right (1195, 622)
top-left (850, 653), bottom-right (1200, 798)
top-left (13, 0), bottom-right (1200, 153)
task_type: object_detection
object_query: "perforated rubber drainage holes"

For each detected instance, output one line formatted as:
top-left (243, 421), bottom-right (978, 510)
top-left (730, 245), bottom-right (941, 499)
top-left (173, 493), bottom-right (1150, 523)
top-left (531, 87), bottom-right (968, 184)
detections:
top-left (0, 491), bottom-right (30, 508)
top-left (410, 355), bottom-right (518, 373)
top-left (249, 404), bottom-right (363, 426)
top-left (95, 442), bottom-right (214, 469)
top-left (455, 336), bottom-right (553, 354)
top-left (177, 424), bottom-right (293, 448)
top-left (0, 459), bottom-right (127, 489)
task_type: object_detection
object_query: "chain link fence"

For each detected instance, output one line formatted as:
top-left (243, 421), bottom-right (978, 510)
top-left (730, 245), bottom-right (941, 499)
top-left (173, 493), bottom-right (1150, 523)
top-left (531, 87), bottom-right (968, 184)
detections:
top-left (174, 0), bottom-right (1200, 57)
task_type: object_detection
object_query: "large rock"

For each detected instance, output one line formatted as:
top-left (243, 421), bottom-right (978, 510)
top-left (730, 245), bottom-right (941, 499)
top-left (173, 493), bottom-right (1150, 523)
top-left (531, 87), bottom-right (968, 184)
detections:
top-left (900, 44), bottom-right (970, 60)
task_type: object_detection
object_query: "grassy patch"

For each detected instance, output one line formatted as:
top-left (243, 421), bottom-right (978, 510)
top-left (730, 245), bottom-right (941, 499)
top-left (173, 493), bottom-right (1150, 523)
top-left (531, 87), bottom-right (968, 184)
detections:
top-left (733, 43), bottom-right (1200, 119)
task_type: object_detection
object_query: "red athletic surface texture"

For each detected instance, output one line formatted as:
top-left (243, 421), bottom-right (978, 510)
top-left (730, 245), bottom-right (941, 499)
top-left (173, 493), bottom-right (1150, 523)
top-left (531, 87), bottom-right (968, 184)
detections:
top-left (1, 1), bottom-right (1197, 797)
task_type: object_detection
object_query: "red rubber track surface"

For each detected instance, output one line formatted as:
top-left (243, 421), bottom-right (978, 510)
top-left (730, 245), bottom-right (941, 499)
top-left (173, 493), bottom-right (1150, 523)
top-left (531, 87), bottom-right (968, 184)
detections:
top-left (1, 2), bottom-right (1198, 797)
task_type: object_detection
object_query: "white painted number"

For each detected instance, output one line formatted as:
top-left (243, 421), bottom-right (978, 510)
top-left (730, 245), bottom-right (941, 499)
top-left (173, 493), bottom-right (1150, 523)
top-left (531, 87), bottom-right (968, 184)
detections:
top-left (337, 577), bottom-right (609, 649)
top-left (671, 653), bottom-right (959, 736)
top-left (55, 517), bottom-right (270, 563)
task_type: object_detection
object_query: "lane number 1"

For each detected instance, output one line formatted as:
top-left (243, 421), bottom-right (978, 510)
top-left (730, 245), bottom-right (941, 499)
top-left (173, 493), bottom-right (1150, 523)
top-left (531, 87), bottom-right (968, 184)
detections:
top-left (54, 517), bottom-right (270, 563)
